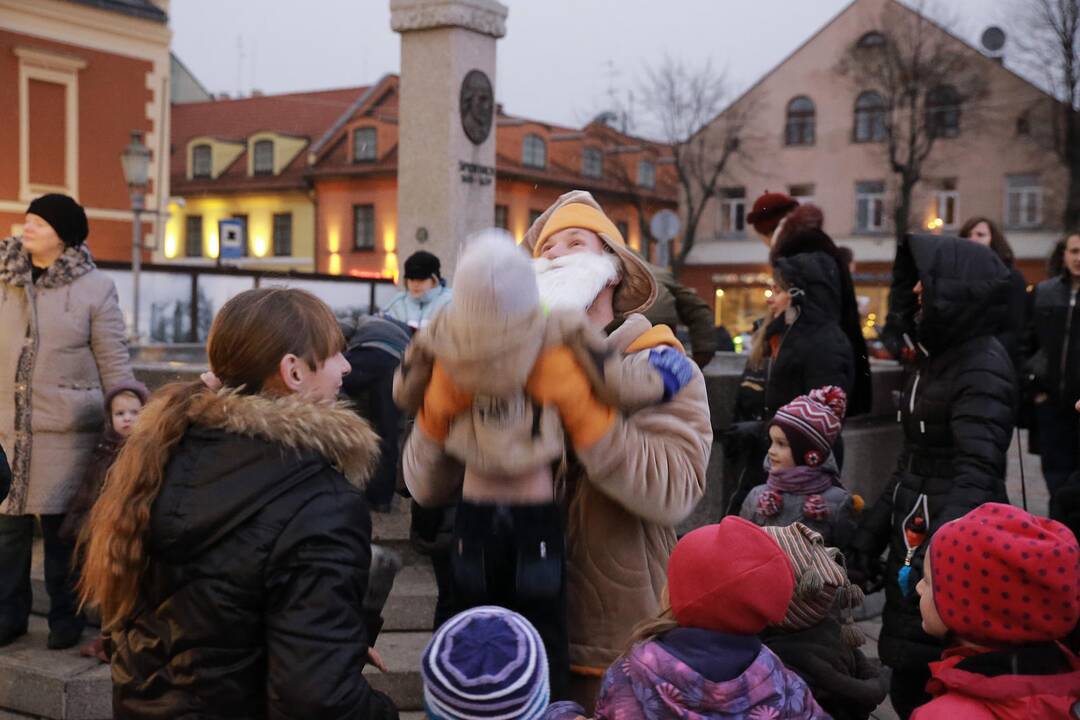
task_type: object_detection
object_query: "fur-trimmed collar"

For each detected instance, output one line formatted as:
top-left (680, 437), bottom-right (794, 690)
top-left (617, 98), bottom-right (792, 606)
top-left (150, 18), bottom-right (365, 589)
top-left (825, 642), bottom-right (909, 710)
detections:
top-left (0, 236), bottom-right (96, 289)
top-left (185, 388), bottom-right (379, 487)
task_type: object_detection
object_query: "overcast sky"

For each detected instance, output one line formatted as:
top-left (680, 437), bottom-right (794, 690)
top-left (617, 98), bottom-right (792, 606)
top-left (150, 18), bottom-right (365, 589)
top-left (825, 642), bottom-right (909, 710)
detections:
top-left (171, 0), bottom-right (1021, 130)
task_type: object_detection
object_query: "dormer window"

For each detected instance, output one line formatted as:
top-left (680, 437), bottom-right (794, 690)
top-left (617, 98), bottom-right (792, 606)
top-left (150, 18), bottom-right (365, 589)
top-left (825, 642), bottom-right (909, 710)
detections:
top-left (523, 134), bottom-right (547, 169)
top-left (583, 147), bottom-right (603, 178)
top-left (353, 127), bottom-right (377, 162)
top-left (192, 144), bottom-right (211, 179)
top-left (638, 160), bottom-right (656, 189)
top-left (253, 139), bottom-right (273, 175)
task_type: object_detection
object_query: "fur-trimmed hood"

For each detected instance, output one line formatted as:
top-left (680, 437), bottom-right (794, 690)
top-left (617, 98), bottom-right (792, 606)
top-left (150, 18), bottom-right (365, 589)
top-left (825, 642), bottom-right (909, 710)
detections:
top-left (0, 236), bottom-right (95, 289)
top-left (149, 388), bottom-right (381, 562)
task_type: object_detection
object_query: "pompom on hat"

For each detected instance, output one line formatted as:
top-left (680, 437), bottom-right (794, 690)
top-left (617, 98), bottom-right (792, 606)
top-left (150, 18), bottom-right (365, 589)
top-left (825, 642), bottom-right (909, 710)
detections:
top-left (522, 190), bottom-right (657, 316)
top-left (770, 386), bottom-right (847, 467)
top-left (668, 516), bottom-right (795, 635)
top-left (746, 191), bottom-right (799, 236)
top-left (421, 606), bottom-right (550, 720)
top-left (928, 502), bottom-right (1079, 645)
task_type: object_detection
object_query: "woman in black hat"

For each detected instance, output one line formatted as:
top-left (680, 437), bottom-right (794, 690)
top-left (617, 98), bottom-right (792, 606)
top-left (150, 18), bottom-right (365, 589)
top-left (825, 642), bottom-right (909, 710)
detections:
top-left (382, 250), bottom-right (454, 332)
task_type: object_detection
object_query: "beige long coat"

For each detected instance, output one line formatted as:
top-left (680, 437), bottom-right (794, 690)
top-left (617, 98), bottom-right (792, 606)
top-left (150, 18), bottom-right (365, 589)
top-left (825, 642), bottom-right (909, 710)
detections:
top-left (0, 237), bottom-right (134, 515)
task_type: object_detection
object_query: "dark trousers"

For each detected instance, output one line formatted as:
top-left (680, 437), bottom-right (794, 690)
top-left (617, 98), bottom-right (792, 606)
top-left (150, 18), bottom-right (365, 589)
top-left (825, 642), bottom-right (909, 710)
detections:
top-left (0, 514), bottom-right (83, 632)
top-left (1037, 402), bottom-right (1079, 497)
top-left (452, 501), bottom-right (569, 700)
top-left (889, 665), bottom-right (932, 720)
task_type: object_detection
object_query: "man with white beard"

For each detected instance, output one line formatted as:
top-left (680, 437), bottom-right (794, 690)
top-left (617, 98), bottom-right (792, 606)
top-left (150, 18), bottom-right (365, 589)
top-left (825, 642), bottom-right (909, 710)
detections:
top-left (404, 190), bottom-right (712, 709)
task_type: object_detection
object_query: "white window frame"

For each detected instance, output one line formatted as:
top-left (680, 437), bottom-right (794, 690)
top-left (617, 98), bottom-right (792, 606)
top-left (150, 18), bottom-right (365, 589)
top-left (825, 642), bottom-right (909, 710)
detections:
top-left (718, 189), bottom-right (746, 237)
top-left (935, 189), bottom-right (959, 230)
top-left (855, 181), bottom-right (886, 233)
top-left (191, 145), bottom-right (212, 179)
top-left (523, 134), bottom-right (547, 169)
top-left (252, 140), bottom-right (274, 176)
top-left (353, 127), bottom-right (377, 162)
top-left (1005, 175), bottom-right (1043, 229)
top-left (582, 147), bottom-right (603, 178)
top-left (638, 159), bottom-right (656, 189)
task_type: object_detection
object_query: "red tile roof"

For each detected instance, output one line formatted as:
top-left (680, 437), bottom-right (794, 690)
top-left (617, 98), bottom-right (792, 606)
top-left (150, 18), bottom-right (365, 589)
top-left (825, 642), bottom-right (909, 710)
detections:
top-left (171, 86), bottom-right (367, 191)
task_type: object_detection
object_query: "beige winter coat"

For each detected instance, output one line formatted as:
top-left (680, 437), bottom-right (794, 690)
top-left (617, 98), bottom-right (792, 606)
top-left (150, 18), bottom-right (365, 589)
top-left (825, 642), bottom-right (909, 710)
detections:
top-left (402, 313), bottom-right (713, 670)
top-left (0, 237), bottom-right (135, 515)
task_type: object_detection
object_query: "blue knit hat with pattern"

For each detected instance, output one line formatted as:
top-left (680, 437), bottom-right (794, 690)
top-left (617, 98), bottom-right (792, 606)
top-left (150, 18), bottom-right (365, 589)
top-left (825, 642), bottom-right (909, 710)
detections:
top-left (422, 606), bottom-right (549, 720)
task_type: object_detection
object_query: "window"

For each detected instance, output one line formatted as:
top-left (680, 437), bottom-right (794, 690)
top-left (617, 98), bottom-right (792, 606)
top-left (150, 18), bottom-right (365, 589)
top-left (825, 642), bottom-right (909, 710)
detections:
top-left (1016, 114), bottom-right (1031, 136)
top-left (353, 127), bottom-right (377, 162)
top-left (495, 205), bottom-right (508, 230)
top-left (719, 187), bottom-right (746, 237)
top-left (857, 31), bottom-right (887, 49)
top-left (855, 181), bottom-right (886, 233)
top-left (273, 213), bottom-right (292, 256)
top-left (926, 85), bottom-right (961, 138)
top-left (785, 96), bottom-right (815, 146)
top-left (638, 160), bottom-right (656, 189)
top-left (232, 214), bottom-right (249, 256)
top-left (854, 91), bottom-right (887, 142)
top-left (528, 209), bottom-right (543, 227)
top-left (1006, 174), bottom-right (1042, 228)
top-left (523, 134), bottom-right (547, 169)
top-left (253, 140), bottom-right (273, 175)
top-left (184, 215), bottom-right (203, 257)
top-left (934, 180), bottom-right (959, 230)
top-left (192, 144), bottom-right (211, 179)
top-left (616, 221), bottom-right (630, 241)
top-left (582, 147), bottom-right (603, 178)
top-left (353, 204), bottom-right (376, 250)
top-left (789, 183), bottom-right (815, 205)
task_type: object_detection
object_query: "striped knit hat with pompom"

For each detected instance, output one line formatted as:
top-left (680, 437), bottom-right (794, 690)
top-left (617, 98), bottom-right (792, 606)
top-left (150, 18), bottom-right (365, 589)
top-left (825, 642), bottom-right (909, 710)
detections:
top-left (421, 606), bottom-right (549, 720)
top-left (762, 522), bottom-right (866, 647)
top-left (770, 385), bottom-right (847, 467)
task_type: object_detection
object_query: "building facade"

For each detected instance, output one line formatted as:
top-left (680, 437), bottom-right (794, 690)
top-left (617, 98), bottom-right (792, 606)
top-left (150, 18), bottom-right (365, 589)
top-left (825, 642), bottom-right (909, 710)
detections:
top-left (164, 74), bottom-right (677, 280)
top-left (679, 0), bottom-right (1067, 335)
top-left (0, 0), bottom-right (171, 260)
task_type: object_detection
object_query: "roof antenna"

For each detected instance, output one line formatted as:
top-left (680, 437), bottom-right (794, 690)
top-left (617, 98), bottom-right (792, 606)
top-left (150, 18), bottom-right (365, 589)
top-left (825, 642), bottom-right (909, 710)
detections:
top-left (236, 34), bottom-right (244, 97)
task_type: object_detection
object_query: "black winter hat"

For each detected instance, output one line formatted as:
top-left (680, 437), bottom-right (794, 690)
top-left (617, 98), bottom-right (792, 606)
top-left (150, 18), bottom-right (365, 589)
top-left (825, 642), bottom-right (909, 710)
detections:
top-left (403, 250), bottom-right (441, 280)
top-left (26, 194), bottom-right (89, 247)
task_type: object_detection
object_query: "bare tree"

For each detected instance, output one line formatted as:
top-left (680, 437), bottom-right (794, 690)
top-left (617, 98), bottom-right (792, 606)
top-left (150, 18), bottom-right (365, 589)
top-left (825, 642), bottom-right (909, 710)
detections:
top-left (836, 1), bottom-right (989, 242)
top-left (636, 56), bottom-right (751, 276)
top-left (1013, 0), bottom-right (1080, 228)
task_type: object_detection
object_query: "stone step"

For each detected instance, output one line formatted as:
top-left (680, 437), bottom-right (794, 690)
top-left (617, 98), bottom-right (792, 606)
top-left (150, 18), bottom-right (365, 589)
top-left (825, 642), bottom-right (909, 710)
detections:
top-left (382, 563), bottom-right (438, 632)
top-left (364, 631), bottom-right (430, 712)
top-left (371, 502), bottom-right (426, 567)
top-left (0, 617), bottom-right (110, 720)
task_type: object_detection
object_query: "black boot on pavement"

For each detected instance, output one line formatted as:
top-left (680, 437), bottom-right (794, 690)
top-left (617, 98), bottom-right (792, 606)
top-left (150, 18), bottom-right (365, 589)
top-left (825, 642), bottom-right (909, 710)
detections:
top-left (47, 618), bottom-right (84, 650)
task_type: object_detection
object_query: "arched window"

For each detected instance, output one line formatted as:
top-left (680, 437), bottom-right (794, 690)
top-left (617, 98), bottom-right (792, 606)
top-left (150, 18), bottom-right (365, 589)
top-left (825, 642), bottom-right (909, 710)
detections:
top-left (252, 140), bottom-right (273, 175)
top-left (926, 85), bottom-right (961, 138)
top-left (192, 144), bottom-right (212, 179)
top-left (582, 147), bottom-right (603, 178)
top-left (785, 96), bottom-right (815, 146)
top-left (522, 134), bottom-right (547, 169)
top-left (854, 91), bottom-right (887, 143)
top-left (857, 31), bottom-right (887, 49)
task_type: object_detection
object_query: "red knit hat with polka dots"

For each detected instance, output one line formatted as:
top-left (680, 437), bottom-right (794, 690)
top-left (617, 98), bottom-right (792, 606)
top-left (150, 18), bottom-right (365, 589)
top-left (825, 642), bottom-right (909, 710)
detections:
top-left (928, 502), bottom-right (1079, 645)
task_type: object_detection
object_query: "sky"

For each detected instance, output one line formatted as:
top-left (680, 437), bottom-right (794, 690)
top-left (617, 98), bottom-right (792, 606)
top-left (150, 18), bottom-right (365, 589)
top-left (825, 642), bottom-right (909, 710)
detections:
top-left (171, 0), bottom-right (1021, 131)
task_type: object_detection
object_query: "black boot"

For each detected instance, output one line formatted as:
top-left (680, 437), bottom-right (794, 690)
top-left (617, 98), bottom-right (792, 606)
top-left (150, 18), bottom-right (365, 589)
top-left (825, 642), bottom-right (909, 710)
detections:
top-left (0, 622), bottom-right (27, 648)
top-left (47, 616), bottom-right (85, 650)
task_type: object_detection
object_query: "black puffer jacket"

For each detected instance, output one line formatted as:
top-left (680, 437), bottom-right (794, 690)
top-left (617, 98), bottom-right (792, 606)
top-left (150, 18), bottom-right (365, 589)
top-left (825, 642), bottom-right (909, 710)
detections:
top-left (765, 251), bottom-right (855, 416)
top-left (1026, 274), bottom-right (1080, 409)
top-left (855, 235), bottom-right (1016, 671)
top-left (110, 391), bottom-right (398, 720)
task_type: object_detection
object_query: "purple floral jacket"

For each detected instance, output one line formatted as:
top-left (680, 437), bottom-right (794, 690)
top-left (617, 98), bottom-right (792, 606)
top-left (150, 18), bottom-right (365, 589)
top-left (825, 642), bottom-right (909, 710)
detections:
top-left (547, 635), bottom-right (828, 720)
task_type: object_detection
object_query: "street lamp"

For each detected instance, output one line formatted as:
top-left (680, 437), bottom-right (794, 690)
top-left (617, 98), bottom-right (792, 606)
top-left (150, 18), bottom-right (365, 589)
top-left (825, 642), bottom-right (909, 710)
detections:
top-left (120, 130), bottom-right (151, 343)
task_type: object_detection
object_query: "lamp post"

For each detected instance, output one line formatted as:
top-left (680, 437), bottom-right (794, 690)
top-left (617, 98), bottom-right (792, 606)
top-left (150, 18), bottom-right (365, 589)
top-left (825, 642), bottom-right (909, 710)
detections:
top-left (120, 130), bottom-right (151, 343)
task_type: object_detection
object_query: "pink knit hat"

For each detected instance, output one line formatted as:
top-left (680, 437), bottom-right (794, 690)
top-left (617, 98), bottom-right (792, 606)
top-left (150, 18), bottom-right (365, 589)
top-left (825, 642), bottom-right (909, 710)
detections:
top-left (770, 386), bottom-right (847, 467)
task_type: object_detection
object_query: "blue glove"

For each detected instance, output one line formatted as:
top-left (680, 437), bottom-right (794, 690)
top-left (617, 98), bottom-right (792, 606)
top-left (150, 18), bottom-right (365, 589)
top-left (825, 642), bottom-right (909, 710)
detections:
top-left (649, 347), bottom-right (695, 401)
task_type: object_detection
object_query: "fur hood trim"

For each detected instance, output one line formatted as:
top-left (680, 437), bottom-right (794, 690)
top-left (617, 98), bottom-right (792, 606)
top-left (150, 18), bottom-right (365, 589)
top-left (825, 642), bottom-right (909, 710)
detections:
top-left (186, 388), bottom-right (380, 487)
top-left (0, 236), bottom-right (96, 289)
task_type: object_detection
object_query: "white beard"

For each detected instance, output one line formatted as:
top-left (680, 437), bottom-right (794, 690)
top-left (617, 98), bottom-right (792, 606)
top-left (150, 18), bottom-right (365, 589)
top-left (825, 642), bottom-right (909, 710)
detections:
top-left (533, 252), bottom-right (621, 313)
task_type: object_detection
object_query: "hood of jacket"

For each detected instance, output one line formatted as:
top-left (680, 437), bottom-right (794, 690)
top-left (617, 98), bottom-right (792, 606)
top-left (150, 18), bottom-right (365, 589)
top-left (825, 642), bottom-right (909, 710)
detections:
top-left (774, 251), bottom-right (843, 326)
top-left (0, 236), bottom-right (95, 289)
top-left (149, 389), bottom-right (379, 563)
top-left (894, 234), bottom-right (1010, 355)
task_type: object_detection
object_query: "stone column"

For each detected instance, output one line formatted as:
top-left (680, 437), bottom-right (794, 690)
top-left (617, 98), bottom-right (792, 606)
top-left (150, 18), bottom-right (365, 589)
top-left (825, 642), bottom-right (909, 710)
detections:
top-left (391, 0), bottom-right (507, 282)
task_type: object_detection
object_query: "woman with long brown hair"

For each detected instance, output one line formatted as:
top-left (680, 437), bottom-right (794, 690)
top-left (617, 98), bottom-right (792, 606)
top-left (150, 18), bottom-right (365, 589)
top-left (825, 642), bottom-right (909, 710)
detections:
top-left (79, 287), bottom-right (398, 719)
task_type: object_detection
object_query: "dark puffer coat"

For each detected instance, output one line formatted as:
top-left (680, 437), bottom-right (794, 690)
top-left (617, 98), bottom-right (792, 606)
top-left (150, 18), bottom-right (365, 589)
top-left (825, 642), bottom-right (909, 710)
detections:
top-left (855, 235), bottom-right (1016, 672)
top-left (765, 251), bottom-right (856, 417)
top-left (1025, 274), bottom-right (1080, 409)
top-left (110, 390), bottom-right (397, 720)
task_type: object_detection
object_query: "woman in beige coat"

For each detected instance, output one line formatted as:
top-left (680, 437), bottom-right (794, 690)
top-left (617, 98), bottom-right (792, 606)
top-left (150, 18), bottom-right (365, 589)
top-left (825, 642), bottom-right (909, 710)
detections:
top-left (0, 194), bottom-right (134, 650)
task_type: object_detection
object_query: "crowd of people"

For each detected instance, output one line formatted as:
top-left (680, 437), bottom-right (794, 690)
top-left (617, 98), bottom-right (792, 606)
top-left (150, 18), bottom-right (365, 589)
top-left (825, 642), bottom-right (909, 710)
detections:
top-left (0, 190), bottom-right (1077, 719)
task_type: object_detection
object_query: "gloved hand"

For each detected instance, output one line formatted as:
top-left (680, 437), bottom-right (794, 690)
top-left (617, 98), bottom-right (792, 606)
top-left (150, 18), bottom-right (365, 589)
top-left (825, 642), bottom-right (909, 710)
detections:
top-left (649, 347), bottom-right (695, 401)
top-left (526, 345), bottom-right (616, 450)
top-left (416, 360), bottom-right (473, 442)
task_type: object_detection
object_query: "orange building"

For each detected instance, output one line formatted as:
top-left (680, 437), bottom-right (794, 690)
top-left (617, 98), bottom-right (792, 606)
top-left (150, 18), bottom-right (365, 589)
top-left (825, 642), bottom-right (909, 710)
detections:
top-left (0, 0), bottom-right (171, 259)
top-left (165, 74), bottom-right (677, 278)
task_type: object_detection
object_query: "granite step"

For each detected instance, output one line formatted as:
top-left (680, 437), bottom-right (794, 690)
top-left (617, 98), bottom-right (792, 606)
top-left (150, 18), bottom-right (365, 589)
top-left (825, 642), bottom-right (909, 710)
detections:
top-left (364, 631), bottom-right (430, 712)
top-left (0, 617), bottom-right (110, 720)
